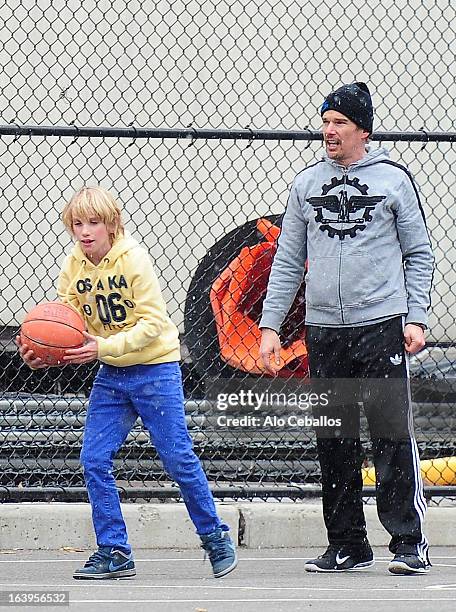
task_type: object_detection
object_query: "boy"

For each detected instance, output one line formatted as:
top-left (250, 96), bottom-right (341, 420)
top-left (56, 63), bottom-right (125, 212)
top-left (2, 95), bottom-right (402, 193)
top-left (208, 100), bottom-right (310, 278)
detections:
top-left (17, 186), bottom-right (237, 580)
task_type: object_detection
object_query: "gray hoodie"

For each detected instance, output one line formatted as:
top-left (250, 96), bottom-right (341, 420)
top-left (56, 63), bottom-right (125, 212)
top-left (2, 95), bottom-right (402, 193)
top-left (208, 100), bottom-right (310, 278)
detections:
top-left (260, 146), bottom-right (434, 330)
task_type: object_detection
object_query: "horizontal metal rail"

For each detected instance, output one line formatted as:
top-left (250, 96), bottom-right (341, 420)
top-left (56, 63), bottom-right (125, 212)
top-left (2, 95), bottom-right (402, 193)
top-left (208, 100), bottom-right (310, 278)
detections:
top-left (0, 485), bottom-right (454, 503)
top-left (1, 124), bottom-right (456, 143)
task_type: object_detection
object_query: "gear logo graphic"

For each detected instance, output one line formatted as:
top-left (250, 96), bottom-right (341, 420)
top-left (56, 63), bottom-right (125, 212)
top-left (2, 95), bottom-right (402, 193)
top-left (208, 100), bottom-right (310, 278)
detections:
top-left (307, 176), bottom-right (386, 239)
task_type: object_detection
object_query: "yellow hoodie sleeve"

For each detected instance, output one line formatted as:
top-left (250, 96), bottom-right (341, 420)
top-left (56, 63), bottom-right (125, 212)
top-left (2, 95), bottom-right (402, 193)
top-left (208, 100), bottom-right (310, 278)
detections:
top-left (96, 249), bottom-right (170, 359)
top-left (57, 255), bottom-right (86, 317)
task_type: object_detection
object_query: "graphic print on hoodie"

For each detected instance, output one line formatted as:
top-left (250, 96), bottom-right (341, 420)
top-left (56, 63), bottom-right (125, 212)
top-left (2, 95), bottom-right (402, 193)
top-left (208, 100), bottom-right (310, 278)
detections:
top-left (307, 175), bottom-right (386, 240)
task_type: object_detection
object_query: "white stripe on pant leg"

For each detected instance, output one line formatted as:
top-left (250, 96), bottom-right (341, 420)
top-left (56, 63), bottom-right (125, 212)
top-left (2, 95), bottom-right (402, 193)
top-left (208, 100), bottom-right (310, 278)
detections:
top-left (405, 349), bottom-right (429, 563)
top-left (403, 316), bottom-right (428, 517)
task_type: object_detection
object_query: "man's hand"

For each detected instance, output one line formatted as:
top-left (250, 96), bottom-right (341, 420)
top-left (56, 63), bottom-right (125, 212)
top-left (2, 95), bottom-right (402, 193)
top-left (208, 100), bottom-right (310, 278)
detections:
top-left (15, 335), bottom-right (48, 369)
top-left (404, 323), bottom-right (426, 354)
top-left (259, 328), bottom-right (282, 375)
top-left (62, 331), bottom-right (99, 364)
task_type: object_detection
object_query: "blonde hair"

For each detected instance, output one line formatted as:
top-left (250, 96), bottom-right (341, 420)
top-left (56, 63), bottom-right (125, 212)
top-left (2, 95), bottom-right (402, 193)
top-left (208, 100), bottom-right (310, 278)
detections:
top-left (62, 186), bottom-right (125, 242)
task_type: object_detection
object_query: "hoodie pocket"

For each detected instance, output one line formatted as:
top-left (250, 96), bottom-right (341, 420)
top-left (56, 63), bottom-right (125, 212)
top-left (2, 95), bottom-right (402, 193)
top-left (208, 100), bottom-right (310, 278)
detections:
top-left (340, 253), bottom-right (391, 307)
top-left (305, 256), bottom-right (341, 309)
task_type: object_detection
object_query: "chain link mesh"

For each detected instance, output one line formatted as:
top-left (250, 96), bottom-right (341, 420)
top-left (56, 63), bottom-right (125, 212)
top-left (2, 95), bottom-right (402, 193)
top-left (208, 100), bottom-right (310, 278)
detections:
top-left (1, 0), bottom-right (456, 500)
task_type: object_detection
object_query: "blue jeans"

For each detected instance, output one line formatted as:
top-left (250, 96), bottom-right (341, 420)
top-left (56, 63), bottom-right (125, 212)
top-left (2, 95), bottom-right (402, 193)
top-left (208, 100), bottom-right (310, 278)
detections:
top-left (80, 361), bottom-right (224, 553)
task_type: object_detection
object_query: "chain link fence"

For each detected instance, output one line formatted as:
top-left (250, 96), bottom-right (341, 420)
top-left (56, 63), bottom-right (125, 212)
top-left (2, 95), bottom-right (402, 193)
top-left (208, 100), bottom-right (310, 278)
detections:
top-left (1, 0), bottom-right (456, 501)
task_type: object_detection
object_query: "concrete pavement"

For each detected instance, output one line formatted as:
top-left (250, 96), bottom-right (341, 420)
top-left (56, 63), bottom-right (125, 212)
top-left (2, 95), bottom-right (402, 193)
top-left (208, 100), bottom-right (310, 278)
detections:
top-left (2, 546), bottom-right (456, 612)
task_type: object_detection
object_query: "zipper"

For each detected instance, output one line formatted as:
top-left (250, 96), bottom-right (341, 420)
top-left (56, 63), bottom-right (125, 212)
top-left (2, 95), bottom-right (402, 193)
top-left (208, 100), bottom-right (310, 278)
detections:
top-left (338, 169), bottom-right (348, 324)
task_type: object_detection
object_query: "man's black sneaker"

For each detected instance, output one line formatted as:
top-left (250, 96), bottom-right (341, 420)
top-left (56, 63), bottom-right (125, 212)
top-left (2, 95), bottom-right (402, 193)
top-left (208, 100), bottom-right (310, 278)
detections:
top-left (73, 547), bottom-right (136, 579)
top-left (388, 553), bottom-right (430, 575)
top-left (305, 542), bottom-right (374, 572)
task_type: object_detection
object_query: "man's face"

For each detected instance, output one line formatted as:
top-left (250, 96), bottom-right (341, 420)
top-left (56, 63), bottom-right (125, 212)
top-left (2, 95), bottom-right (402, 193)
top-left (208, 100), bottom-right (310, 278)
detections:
top-left (322, 110), bottom-right (369, 167)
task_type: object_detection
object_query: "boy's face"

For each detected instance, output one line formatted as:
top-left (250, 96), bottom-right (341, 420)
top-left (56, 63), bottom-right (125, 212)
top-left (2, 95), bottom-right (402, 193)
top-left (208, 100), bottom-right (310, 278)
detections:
top-left (72, 216), bottom-right (112, 264)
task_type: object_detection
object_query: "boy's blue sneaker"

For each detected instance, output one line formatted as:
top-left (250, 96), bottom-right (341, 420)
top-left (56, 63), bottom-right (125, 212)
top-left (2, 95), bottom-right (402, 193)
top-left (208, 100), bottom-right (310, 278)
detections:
top-left (73, 547), bottom-right (136, 580)
top-left (200, 528), bottom-right (238, 578)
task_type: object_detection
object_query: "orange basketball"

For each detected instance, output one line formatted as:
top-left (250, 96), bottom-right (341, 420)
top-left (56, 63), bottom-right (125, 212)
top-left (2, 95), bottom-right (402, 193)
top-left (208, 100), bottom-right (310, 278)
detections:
top-left (20, 301), bottom-right (85, 366)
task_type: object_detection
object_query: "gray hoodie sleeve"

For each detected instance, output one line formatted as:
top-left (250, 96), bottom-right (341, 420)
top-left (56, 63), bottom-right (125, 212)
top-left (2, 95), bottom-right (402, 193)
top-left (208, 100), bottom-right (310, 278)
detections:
top-left (259, 181), bottom-right (308, 332)
top-left (394, 173), bottom-right (434, 327)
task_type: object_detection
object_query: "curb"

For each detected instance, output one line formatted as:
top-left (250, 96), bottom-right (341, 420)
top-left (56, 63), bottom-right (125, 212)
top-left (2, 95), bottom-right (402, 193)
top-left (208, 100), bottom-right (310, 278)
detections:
top-left (1, 502), bottom-right (453, 550)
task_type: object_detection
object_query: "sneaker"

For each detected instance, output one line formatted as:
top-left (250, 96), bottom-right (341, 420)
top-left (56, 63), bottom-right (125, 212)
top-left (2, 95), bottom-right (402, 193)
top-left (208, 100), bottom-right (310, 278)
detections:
top-left (200, 528), bottom-right (238, 578)
top-left (305, 542), bottom-right (374, 572)
top-left (388, 553), bottom-right (430, 575)
top-left (73, 547), bottom-right (136, 580)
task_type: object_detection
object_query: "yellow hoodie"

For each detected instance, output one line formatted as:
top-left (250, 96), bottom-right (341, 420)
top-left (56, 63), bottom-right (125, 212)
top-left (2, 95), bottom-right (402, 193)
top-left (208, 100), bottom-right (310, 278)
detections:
top-left (57, 233), bottom-right (180, 366)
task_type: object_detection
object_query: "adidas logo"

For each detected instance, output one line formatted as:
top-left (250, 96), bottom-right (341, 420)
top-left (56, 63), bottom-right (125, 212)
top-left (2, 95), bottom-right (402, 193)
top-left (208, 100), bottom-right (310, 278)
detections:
top-left (389, 354), bottom-right (403, 366)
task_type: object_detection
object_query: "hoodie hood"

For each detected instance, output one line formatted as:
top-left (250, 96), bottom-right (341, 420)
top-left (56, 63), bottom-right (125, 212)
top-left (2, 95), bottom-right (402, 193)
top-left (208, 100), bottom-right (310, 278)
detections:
top-left (323, 145), bottom-right (390, 170)
top-left (70, 231), bottom-right (140, 269)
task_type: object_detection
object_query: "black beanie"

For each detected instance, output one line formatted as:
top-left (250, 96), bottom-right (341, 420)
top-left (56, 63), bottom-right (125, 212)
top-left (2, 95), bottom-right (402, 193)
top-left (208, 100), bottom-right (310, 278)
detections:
top-left (321, 82), bottom-right (374, 133)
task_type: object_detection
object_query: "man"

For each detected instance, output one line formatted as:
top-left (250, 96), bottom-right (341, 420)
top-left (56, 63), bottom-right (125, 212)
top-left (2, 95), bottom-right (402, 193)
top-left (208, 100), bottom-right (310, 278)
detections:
top-left (259, 82), bottom-right (434, 575)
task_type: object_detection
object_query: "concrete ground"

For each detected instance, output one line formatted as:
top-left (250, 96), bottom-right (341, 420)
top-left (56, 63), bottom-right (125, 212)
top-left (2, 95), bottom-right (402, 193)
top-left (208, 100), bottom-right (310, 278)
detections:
top-left (2, 547), bottom-right (456, 612)
top-left (2, 501), bottom-right (456, 611)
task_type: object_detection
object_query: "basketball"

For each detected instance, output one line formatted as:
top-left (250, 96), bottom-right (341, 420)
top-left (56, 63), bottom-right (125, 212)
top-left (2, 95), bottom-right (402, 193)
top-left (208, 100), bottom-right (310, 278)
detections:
top-left (20, 301), bottom-right (85, 366)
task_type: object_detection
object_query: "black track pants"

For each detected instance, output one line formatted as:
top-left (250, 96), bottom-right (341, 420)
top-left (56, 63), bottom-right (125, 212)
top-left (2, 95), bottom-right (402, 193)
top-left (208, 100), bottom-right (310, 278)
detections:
top-left (306, 317), bottom-right (428, 558)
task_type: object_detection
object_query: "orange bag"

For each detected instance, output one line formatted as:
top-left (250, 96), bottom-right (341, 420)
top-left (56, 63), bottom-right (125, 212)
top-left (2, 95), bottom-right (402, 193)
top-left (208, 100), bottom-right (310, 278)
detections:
top-left (210, 219), bottom-right (308, 377)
